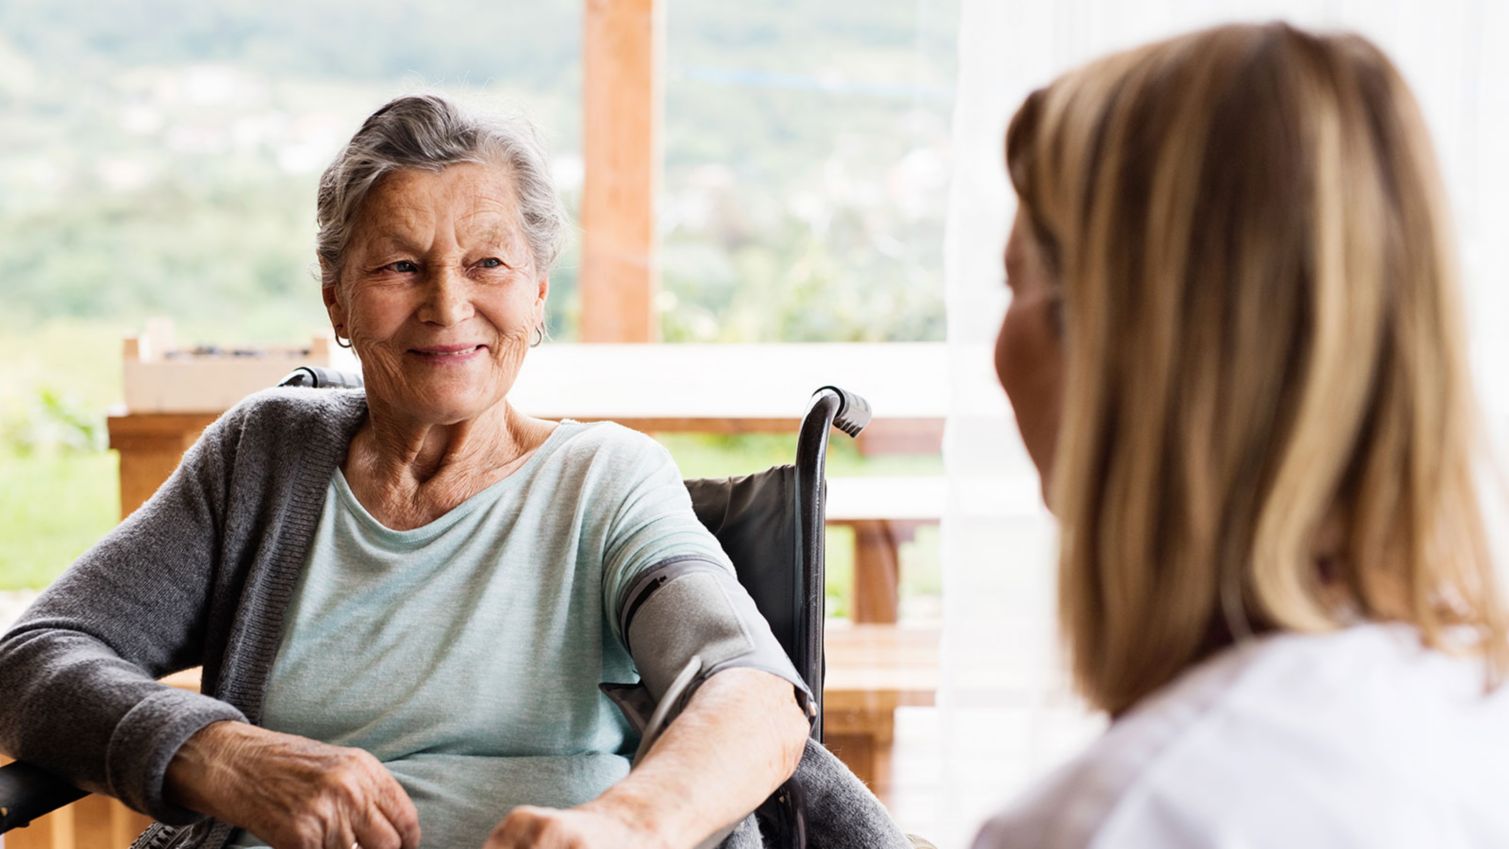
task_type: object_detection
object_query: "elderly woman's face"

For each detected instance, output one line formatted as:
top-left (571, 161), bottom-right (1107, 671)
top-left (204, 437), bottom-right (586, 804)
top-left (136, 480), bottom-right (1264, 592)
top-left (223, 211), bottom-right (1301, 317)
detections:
top-left (996, 210), bottom-right (1064, 502)
top-left (324, 163), bottom-right (546, 424)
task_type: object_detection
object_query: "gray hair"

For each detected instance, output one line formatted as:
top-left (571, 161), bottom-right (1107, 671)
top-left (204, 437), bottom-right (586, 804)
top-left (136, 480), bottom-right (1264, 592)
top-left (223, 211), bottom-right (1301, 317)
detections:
top-left (316, 93), bottom-right (567, 287)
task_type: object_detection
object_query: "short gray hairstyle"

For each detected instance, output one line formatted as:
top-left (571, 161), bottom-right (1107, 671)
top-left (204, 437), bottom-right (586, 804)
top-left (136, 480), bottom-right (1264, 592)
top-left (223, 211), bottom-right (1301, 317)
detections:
top-left (316, 93), bottom-right (567, 287)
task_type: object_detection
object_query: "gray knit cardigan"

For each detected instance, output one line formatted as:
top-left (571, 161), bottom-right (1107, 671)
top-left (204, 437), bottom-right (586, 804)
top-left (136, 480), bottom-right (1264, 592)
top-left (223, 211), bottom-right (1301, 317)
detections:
top-left (0, 388), bottom-right (911, 849)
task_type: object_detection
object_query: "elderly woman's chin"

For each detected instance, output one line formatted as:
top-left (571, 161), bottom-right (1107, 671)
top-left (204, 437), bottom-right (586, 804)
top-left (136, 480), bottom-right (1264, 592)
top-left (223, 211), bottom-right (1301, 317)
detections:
top-left (370, 349), bottom-right (521, 424)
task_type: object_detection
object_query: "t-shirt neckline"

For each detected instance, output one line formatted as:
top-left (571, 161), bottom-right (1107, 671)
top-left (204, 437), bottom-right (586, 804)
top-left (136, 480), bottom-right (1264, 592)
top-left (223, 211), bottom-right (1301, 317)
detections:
top-left (331, 420), bottom-right (582, 544)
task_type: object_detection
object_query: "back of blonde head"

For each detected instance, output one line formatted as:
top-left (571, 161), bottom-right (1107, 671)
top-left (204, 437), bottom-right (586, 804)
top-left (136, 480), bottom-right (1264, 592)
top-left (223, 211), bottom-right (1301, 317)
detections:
top-left (1005, 22), bottom-right (1507, 714)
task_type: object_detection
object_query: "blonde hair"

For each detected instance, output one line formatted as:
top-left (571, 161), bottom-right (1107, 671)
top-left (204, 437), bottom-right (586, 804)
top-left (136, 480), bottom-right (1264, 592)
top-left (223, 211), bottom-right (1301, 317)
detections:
top-left (1005, 22), bottom-right (1508, 714)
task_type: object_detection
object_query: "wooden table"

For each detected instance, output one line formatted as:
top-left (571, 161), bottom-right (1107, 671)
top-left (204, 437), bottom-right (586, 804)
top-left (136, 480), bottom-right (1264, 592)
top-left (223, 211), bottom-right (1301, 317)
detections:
top-left (823, 625), bottom-right (941, 800)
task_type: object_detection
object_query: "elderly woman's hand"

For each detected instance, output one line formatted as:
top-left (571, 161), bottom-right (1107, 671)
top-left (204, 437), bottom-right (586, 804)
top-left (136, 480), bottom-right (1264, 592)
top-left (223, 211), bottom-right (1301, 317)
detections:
top-left (482, 802), bottom-right (668, 849)
top-left (166, 720), bottom-right (421, 849)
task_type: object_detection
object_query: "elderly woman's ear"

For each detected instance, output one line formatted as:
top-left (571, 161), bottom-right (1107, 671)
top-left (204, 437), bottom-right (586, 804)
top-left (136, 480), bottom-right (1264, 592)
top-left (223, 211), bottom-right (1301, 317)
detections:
top-left (321, 282), bottom-right (350, 345)
top-left (533, 276), bottom-right (549, 331)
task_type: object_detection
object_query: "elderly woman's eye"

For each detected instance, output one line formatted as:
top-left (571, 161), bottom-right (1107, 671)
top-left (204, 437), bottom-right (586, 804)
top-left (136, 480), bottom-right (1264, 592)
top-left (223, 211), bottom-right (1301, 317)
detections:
top-left (385, 260), bottom-right (419, 274)
top-left (476, 257), bottom-right (508, 270)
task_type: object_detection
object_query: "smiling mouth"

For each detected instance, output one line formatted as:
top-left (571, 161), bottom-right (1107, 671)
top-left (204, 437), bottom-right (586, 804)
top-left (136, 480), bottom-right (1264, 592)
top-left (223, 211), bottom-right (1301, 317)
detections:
top-left (410, 344), bottom-right (486, 356)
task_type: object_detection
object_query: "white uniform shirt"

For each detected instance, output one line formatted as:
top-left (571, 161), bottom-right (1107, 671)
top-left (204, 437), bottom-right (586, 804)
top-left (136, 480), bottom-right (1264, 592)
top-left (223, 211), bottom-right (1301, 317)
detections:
top-left (973, 624), bottom-right (1509, 849)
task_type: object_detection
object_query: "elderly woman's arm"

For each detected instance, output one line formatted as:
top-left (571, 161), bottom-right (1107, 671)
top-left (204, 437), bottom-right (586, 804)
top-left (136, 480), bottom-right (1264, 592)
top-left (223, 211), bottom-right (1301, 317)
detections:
top-left (480, 434), bottom-right (813, 848)
top-left (0, 409), bottom-right (249, 823)
top-left (488, 668), bottom-right (808, 849)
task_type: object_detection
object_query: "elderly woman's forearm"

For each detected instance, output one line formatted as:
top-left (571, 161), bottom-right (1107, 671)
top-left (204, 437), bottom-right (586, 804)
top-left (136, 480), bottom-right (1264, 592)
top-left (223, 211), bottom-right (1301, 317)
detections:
top-left (0, 626), bottom-right (245, 823)
top-left (587, 667), bottom-right (809, 847)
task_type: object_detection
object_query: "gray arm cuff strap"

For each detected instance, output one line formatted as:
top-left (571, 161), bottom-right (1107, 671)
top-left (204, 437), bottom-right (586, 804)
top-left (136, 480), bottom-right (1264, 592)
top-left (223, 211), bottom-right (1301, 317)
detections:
top-left (621, 557), bottom-right (814, 715)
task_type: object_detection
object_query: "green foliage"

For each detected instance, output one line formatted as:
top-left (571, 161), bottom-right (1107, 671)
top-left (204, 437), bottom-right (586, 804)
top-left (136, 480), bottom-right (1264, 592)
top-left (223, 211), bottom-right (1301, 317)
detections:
top-left (0, 1), bottom-right (955, 603)
top-left (656, 431), bottom-right (942, 479)
top-left (0, 451), bottom-right (118, 589)
top-left (0, 0), bottom-right (954, 344)
top-left (0, 0), bottom-right (583, 95)
top-left (2, 387), bottom-right (106, 455)
top-left (657, 2), bottom-right (956, 342)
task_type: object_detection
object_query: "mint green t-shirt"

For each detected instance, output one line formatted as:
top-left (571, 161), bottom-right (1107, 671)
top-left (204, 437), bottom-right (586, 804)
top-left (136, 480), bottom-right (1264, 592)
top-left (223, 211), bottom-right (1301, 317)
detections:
top-left (226, 421), bottom-right (732, 848)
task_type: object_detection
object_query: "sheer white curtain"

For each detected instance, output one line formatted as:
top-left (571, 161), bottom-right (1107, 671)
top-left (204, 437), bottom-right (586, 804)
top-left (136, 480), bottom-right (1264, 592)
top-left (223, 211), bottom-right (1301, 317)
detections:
top-left (939, 1), bottom-right (1509, 847)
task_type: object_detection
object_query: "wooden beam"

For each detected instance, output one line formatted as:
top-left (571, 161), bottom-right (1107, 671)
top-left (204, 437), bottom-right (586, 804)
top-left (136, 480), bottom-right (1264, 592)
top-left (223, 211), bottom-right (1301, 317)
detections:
top-left (581, 0), bottom-right (661, 343)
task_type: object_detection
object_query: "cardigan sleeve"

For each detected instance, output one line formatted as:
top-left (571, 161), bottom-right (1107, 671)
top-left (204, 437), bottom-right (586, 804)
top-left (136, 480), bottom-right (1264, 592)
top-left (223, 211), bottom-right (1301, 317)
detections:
top-left (0, 407), bottom-right (251, 824)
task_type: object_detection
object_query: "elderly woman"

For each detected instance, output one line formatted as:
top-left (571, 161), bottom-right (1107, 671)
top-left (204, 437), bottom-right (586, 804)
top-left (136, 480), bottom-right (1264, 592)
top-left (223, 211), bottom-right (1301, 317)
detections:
top-left (975, 23), bottom-right (1509, 848)
top-left (0, 95), bottom-right (823, 849)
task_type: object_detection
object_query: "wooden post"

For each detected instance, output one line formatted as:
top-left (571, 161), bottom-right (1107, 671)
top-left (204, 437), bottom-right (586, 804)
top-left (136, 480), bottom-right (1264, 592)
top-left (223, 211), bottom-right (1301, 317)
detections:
top-left (107, 413), bottom-right (215, 518)
top-left (823, 708), bottom-right (897, 801)
top-left (64, 797), bottom-right (114, 849)
top-left (852, 520), bottom-right (920, 624)
top-left (4, 809), bottom-right (74, 849)
top-left (581, 0), bottom-right (661, 342)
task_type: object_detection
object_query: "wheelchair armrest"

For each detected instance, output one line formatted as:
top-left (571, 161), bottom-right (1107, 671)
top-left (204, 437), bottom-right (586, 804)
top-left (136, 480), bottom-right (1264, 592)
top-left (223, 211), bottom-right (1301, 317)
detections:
top-left (0, 760), bottom-right (87, 834)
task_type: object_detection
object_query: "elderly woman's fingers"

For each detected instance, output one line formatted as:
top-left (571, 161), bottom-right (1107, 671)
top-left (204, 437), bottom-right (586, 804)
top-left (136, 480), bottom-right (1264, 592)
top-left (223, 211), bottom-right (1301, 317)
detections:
top-left (320, 820), bottom-right (358, 849)
top-left (364, 783), bottom-right (421, 849)
top-left (166, 722), bottom-right (420, 849)
top-left (484, 806), bottom-right (547, 848)
top-left (322, 751), bottom-right (415, 849)
top-left (306, 750), bottom-right (391, 849)
top-left (348, 809), bottom-right (401, 849)
top-left (483, 805), bottom-right (659, 849)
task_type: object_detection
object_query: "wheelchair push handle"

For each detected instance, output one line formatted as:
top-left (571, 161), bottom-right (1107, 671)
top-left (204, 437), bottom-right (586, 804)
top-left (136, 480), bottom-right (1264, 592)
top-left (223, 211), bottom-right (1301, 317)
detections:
top-left (278, 366), bottom-right (365, 390)
top-left (810, 385), bottom-right (872, 437)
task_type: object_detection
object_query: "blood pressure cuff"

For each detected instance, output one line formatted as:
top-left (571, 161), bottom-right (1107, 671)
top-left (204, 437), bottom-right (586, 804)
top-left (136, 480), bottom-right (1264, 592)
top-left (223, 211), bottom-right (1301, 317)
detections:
top-left (612, 555), bottom-right (815, 724)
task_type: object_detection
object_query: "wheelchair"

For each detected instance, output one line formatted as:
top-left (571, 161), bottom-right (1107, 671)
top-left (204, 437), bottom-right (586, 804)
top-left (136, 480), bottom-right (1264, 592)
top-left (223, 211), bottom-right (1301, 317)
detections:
top-left (0, 371), bottom-right (873, 848)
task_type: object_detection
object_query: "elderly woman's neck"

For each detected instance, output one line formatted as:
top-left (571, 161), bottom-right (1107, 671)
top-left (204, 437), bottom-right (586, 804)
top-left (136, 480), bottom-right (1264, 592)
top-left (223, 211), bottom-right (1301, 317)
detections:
top-left (355, 399), bottom-right (548, 490)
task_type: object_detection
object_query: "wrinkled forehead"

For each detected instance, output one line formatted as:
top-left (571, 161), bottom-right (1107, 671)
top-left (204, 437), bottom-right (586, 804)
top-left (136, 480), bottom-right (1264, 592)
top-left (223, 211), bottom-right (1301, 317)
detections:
top-left (353, 162), bottom-right (526, 251)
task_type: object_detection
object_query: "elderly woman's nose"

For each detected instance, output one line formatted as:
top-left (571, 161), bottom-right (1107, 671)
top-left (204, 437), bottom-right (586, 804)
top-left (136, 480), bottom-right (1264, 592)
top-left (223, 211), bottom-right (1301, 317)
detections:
top-left (418, 266), bottom-right (475, 325)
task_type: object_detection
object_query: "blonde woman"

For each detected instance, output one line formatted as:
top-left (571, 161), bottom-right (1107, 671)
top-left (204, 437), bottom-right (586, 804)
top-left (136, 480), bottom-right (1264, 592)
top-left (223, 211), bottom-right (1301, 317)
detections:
top-left (976, 22), bottom-right (1509, 848)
